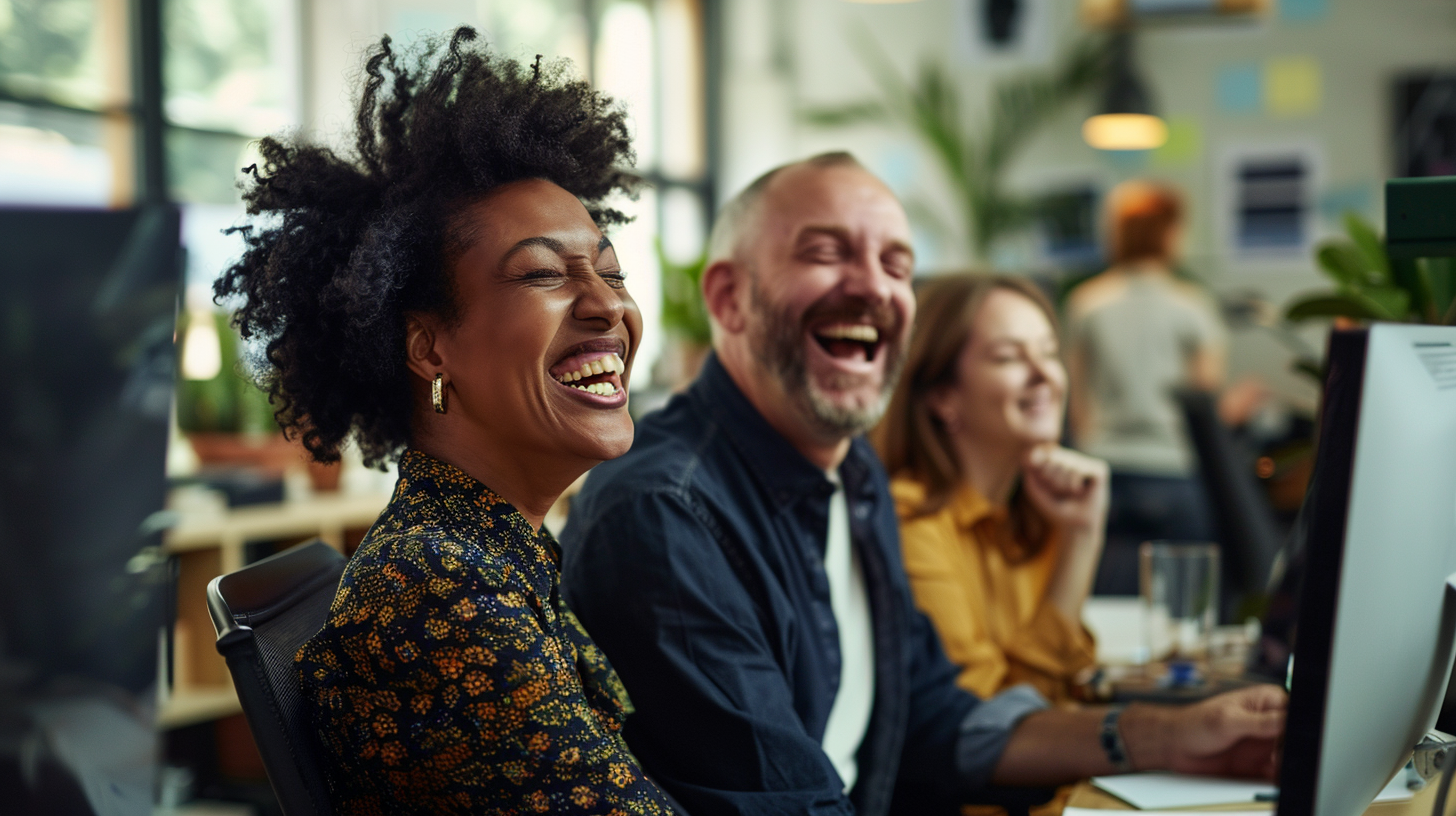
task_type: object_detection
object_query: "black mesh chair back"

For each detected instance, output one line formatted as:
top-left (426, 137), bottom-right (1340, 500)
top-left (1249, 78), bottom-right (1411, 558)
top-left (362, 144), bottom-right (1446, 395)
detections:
top-left (207, 540), bottom-right (344, 816)
top-left (1174, 388), bottom-right (1282, 619)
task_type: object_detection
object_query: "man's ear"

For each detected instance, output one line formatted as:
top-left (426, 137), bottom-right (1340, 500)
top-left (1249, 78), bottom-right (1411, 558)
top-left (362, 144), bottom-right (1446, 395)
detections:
top-left (701, 259), bottom-right (748, 335)
top-left (404, 313), bottom-right (446, 381)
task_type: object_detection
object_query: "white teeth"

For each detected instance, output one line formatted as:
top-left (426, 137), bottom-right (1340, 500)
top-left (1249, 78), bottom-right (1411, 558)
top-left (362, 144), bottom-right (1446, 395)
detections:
top-left (555, 352), bottom-right (627, 384)
top-left (817, 324), bottom-right (879, 344)
top-left (570, 382), bottom-right (618, 396)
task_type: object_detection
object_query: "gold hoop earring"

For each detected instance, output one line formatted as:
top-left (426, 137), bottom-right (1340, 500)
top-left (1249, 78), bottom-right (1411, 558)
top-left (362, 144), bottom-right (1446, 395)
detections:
top-left (432, 373), bottom-right (447, 414)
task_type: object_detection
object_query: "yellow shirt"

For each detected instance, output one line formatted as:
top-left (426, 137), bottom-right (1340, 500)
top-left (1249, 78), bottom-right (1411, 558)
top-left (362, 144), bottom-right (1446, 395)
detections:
top-left (891, 476), bottom-right (1096, 704)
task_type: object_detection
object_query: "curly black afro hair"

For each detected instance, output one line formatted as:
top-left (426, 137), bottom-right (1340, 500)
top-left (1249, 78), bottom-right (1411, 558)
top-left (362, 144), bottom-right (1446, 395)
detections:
top-left (214, 27), bottom-right (638, 467)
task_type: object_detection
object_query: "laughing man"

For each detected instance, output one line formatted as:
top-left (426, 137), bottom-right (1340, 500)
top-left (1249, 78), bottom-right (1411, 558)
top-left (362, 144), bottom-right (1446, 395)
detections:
top-left (559, 153), bottom-right (1285, 816)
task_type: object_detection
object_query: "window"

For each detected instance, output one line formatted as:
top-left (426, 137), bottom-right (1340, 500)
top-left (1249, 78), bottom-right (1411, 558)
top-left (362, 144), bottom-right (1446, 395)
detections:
top-left (482, 0), bottom-right (713, 385)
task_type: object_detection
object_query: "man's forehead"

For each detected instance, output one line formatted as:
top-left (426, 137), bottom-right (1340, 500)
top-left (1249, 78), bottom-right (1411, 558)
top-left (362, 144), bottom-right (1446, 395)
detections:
top-left (759, 163), bottom-right (907, 234)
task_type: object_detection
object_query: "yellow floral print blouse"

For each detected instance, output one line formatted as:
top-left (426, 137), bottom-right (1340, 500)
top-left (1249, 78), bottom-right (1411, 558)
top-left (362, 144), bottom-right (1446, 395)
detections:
top-left (295, 450), bottom-right (677, 815)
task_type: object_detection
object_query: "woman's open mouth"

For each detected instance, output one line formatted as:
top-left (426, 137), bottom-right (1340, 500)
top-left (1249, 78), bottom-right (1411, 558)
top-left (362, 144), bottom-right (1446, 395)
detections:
top-left (811, 322), bottom-right (884, 364)
top-left (549, 347), bottom-right (628, 404)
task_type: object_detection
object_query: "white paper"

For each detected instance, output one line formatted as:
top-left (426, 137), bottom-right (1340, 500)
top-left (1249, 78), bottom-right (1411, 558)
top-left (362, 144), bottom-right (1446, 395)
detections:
top-left (1088, 771), bottom-right (1414, 810)
top-left (1091, 773), bottom-right (1274, 809)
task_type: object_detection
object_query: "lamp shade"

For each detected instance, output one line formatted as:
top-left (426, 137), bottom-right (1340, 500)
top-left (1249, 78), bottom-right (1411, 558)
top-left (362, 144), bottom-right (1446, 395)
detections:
top-left (1083, 31), bottom-right (1168, 150)
top-left (1083, 113), bottom-right (1168, 150)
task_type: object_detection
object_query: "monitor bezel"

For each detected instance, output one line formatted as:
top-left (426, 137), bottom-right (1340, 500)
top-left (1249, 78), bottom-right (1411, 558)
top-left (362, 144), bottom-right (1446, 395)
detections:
top-left (1275, 328), bottom-right (1368, 816)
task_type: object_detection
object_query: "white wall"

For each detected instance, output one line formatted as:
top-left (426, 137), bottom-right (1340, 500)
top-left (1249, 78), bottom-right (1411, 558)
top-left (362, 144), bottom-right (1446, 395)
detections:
top-left (716, 0), bottom-right (1456, 407)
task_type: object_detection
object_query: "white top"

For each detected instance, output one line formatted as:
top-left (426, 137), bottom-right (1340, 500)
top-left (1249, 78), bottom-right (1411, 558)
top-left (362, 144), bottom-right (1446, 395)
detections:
top-left (1067, 269), bottom-right (1227, 476)
top-left (819, 473), bottom-right (876, 793)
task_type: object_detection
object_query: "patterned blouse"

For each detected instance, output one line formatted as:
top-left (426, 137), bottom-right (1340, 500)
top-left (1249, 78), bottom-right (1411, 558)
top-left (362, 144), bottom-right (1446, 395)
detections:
top-left (295, 450), bottom-right (678, 815)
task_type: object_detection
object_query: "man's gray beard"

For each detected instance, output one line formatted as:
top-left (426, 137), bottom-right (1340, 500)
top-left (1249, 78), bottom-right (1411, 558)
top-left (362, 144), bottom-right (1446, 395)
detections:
top-left (746, 279), bottom-right (904, 439)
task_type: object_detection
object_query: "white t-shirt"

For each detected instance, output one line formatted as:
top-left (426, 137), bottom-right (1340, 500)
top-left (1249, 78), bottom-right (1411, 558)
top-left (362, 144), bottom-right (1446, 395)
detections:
top-left (819, 473), bottom-right (876, 793)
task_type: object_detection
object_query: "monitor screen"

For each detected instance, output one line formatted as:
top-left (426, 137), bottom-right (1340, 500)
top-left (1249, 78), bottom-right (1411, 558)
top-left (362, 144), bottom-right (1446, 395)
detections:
top-left (0, 206), bottom-right (181, 691)
top-left (1278, 323), bottom-right (1456, 816)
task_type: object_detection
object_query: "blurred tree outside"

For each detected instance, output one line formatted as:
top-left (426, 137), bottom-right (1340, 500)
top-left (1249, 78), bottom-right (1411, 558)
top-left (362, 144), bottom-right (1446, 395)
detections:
top-left (0, 0), bottom-right (106, 106)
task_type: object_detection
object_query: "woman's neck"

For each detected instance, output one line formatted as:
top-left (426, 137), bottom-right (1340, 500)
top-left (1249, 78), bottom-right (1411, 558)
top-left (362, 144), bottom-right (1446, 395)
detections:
top-left (951, 432), bottom-right (1024, 508)
top-left (411, 425), bottom-right (591, 531)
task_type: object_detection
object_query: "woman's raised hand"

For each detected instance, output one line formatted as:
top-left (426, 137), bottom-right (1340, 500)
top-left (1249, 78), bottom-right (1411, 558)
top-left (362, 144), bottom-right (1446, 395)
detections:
top-left (1020, 443), bottom-right (1110, 534)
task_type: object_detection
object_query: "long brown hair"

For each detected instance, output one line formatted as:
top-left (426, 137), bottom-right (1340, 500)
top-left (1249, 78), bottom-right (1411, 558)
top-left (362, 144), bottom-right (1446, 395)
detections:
top-left (873, 273), bottom-right (1061, 557)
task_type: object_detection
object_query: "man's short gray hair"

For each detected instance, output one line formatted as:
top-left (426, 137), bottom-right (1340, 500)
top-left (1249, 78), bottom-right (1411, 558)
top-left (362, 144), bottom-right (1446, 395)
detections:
top-left (704, 151), bottom-right (864, 266)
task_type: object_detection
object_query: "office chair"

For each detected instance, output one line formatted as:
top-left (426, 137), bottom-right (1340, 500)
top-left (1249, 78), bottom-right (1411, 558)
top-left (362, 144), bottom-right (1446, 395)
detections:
top-left (1174, 388), bottom-right (1282, 621)
top-left (207, 539), bottom-right (344, 816)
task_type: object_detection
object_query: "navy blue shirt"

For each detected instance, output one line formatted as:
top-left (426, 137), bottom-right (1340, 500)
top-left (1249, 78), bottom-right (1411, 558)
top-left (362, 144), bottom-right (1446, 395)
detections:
top-left (560, 354), bottom-right (1046, 816)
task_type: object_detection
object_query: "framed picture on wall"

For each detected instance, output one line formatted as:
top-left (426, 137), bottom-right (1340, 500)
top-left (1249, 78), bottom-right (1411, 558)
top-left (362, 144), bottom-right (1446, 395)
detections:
top-left (1393, 73), bottom-right (1456, 178)
top-left (1214, 142), bottom-right (1324, 267)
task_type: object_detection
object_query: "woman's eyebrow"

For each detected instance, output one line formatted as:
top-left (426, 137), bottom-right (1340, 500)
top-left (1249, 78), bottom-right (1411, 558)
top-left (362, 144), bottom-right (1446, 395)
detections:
top-left (499, 236), bottom-right (568, 268)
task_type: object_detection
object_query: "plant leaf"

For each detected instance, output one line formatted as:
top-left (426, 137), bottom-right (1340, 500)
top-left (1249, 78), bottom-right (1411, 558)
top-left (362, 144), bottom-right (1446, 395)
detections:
top-left (1315, 242), bottom-right (1369, 287)
top-left (800, 102), bottom-right (890, 128)
top-left (1284, 293), bottom-right (1383, 322)
top-left (1354, 286), bottom-right (1410, 320)
top-left (1419, 256), bottom-right (1456, 325)
top-left (1343, 212), bottom-right (1391, 285)
top-left (1291, 357), bottom-right (1325, 384)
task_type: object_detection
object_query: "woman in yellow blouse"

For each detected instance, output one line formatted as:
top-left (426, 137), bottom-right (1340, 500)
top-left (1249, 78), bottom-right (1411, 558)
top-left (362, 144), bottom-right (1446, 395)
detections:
top-left (875, 275), bottom-right (1110, 704)
top-left (216, 29), bottom-right (676, 815)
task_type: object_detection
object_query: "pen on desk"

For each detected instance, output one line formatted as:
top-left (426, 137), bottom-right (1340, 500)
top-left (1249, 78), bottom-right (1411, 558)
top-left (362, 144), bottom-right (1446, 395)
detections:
top-left (1254, 792), bottom-right (1279, 802)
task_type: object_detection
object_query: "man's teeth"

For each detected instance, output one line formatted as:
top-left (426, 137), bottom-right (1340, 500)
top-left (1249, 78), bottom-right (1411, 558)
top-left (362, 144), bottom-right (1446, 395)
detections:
top-left (555, 352), bottom-right (625, 383)
top-left (569, 382), bottom-right (619, 396)
top-left (817, 324), bottom-right (879, 344)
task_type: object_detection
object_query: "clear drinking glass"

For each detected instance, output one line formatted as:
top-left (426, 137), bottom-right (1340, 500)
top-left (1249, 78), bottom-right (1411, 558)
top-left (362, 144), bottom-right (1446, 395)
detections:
top-left (1140, 541), bottom-right (1220, 662)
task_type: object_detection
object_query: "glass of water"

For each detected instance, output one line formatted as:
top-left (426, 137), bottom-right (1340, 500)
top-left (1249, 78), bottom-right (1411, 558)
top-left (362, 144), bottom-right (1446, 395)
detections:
top-left (1140, 541), bottom-right (1220, 662)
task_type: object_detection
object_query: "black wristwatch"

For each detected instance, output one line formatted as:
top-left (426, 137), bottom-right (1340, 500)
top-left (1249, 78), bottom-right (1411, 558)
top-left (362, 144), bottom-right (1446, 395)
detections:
top-left (1101, 706), bottom-right (1134, 772)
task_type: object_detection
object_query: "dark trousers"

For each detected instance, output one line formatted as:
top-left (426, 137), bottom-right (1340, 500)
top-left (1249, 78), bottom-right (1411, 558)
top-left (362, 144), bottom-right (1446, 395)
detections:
top-left (1092, 471), bottom-right (1214, 596)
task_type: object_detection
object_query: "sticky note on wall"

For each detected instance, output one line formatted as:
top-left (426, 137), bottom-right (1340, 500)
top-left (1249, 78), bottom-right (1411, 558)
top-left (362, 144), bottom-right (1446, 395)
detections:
top-left (1281, 0), bottom-right (1329, 23)
top-left (1265, 56), bottom-right (1322, 117)
top-left (1152, 118), bottom-right (1203, 168)
top-left (1217, 64), bottom-right (1262, 113)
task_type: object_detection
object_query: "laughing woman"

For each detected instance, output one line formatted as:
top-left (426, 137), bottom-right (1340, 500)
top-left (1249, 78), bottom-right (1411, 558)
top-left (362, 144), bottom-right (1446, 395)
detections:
top-left (874, 275), bottom-right (1109, 705)
top-left (215, 29), bottom-right (677, 815)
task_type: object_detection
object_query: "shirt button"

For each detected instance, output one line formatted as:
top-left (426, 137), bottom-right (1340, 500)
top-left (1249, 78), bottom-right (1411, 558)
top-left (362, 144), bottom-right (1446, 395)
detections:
top-left (854, 503), bottom-right (871, 520)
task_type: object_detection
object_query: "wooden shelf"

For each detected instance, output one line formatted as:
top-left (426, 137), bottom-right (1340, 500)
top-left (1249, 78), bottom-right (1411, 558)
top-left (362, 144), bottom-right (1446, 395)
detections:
top-left (165, 491), bottom-right (389, 571)
top-left (158, 684), bottom-right (242, 730)
top-left (161, 490), bottom-right (388, 729)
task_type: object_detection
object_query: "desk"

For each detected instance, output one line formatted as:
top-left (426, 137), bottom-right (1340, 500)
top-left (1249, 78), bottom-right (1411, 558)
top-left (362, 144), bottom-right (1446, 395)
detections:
top-left (1067, 779), bottom-right (1432, 816)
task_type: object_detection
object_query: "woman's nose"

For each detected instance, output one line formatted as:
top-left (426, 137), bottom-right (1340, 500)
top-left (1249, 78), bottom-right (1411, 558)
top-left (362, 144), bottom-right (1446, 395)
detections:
top-left (573, 276), bottom-right (626, 327)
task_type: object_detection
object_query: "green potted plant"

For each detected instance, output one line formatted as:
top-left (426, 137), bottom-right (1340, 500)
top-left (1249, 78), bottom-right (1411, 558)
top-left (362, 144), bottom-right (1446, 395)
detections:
top-left (656, 240), bottom-right (712, 390)
top-left (1286, 213), bottom-right (1456, 327)
top-left (802, 32), bottom-right (1113, 262)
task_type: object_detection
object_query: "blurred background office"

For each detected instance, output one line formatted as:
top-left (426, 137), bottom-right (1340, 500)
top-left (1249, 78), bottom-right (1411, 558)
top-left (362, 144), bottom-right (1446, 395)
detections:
top-left (3, 0), bottom-right (1456, 813)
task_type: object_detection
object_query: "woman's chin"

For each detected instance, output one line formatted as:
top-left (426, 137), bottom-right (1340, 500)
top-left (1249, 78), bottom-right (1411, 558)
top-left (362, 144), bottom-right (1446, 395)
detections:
top-left (560, 419), bottom-right (635, 463)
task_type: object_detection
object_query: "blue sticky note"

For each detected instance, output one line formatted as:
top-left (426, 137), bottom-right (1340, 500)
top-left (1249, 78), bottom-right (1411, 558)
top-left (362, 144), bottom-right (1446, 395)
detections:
top-left (1217, 64), bottom-right (1262, 114)
top-left (1281, 0), bottom-right (1328, 23)
top-left (1101, 149), bottom-right (1150, 171)
top-left (1318, 184), bottom-right (1376, 223)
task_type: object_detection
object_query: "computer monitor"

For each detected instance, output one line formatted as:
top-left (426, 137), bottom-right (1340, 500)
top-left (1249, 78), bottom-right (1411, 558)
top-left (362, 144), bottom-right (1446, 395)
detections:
top-left (1277, 323), bottom-right (1456, 816)
top-left (0, 205), bottom-right (181, 692)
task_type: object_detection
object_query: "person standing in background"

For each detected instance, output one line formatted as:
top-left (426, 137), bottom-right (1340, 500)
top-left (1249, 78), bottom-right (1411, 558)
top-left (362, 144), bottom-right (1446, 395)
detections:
top-left (1065, 180), bottom-right (1227, 594)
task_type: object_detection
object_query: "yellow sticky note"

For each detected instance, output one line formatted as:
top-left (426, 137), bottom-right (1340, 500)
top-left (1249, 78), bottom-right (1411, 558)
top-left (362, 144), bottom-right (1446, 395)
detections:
top-left (1264, 56), bottom-right (1321, 118)
top-left (1152, 118), bottom-right (1203, 168)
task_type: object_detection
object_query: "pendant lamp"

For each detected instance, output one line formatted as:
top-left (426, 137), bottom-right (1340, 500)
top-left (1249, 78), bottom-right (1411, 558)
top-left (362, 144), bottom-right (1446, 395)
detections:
top-left (1082, 31), bottom-right (1167, 151)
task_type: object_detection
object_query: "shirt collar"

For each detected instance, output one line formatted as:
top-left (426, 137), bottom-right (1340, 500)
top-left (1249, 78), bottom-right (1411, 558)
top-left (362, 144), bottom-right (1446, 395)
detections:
top-left (394, 448), bottom-right (550, 556)
top-left (689, 352), bottom-right (881, 508)
top-left (948, 481), bottom-right (1005, 531)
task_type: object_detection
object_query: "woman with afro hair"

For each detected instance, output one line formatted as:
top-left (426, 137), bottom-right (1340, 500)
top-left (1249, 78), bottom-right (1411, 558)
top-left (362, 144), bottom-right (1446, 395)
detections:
top-left (217, 27), bottom-right (679, 815)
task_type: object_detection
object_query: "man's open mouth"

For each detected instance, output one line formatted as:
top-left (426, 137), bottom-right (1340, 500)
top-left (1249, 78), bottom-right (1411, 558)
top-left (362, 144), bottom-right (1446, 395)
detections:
top-left (812, 322), bottom-right (883, 363)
